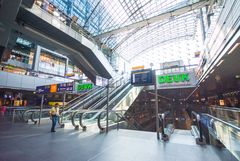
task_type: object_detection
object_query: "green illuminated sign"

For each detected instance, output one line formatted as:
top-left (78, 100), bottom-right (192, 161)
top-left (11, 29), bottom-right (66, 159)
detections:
top-left (77, 83), bottom-right (93, 91)
top-left (157, 73), bottom-right (190, 84)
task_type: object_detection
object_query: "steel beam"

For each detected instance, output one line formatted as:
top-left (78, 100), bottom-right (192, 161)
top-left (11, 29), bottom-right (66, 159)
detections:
top-left (95, 0), bottom-right (210, 39)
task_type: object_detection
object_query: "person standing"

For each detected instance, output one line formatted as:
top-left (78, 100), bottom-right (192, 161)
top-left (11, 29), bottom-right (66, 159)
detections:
top-left (49, 103), bottom-right (60, 132)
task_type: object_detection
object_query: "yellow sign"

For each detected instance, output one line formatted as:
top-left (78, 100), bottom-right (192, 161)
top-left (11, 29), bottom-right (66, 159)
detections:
top-left (132, 66), bottom-right (144, 70)
top-left (50, 84), bottom-right (57, 93)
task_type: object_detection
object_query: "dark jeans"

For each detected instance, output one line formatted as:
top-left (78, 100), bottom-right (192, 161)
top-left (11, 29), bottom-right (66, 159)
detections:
top-left (51, 115), bottom-right (58, 132)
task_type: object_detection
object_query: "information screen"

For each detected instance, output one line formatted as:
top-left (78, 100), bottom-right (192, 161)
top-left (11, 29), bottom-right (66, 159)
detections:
top-left (57, 82), bottom-right (74, 92)
top-left (131, 69), bottom-right (155, 86)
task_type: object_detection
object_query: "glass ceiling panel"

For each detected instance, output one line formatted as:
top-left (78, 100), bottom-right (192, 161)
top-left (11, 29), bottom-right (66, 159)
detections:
top-left (47, 0), bottom-right (193, 35)
top-left (45, 0), bottom-right (223, 67)
top-left (115, 12), bottom-right (198, 61)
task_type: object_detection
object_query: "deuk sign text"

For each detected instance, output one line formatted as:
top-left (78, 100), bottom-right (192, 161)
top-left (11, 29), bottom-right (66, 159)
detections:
top-left (156, 72), bottom-right (196, 89)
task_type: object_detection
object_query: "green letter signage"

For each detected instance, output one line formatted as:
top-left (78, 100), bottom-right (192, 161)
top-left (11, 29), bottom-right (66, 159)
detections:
top-left (157, 73), bottom-right (190, 84)
top-left (77, 83), bottom-right (93, 91)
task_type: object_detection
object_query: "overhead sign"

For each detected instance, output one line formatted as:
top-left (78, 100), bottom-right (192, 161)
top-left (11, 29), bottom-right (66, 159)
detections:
top-left (57, 82), bottom-right (74, 92)
top-left (77, 83), bottom-right (93, 92)
top-left (156, 71), bottom-right (197, 89)
top-left (132, 65), bottom-right (144, 70)
top-left (36, 85), bottom-right (51, 94)
top-left (50, 84), bottom-right (57, 93)
top-left (157, 73), bottom-right (190, 84)
top-left (96, 76), bottom-right (108, 87)
top-left (131, 69), bottom-right (155, 86)
top-left (36, 82), bottom-right (74, 94)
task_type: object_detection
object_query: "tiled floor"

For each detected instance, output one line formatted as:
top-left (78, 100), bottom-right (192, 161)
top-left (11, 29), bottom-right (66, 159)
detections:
top-left (0, 121), bottom-right (238, 161)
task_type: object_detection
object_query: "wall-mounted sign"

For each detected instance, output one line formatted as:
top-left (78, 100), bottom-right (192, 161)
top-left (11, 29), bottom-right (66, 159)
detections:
top-left (77, 83), bottom-right (93, 92)
top-left (131, 69), bottom-right (155, 86)
top-left (156, 71), bottom-right (197, 89)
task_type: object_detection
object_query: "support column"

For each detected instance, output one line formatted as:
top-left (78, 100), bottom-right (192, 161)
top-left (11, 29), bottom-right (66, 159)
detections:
top-left (0, 0), bottom-right (22, 23)
top-left (0, 0), bottom-right (22, 58)
top-left (32, 45), bottom-right (41, 71)
top-left (199, 8), bottom-right (206, 43)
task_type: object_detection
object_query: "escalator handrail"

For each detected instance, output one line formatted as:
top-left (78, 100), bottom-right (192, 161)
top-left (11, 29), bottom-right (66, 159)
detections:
top-left (88, 81), bottom-right (130, 111)
top-left (158, 110), bottom-right (171, 139)
top-left (65, 86), bottom-right (103, 108)
top-left (202, 113), bottom-right (240, 131)
top-left (209, 106), bottom-right (240, 112)
top-left (88, 83), bottom-right (131, 119)
top-left (71, 109), bottom-right (103, 129)
top-left (191, 111), bottom-right (203, 141)
top-left (97, 110), bottom-right (128, 131)
top-left (65, 87), bottom-right (105, 111)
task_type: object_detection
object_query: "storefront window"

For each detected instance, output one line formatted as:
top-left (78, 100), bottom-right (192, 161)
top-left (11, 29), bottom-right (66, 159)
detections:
top-left (39, 50), bottom-right (66, 76)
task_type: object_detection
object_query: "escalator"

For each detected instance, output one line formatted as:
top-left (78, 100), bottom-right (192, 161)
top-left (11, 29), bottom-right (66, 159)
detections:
top-left (69, 81), bottom-right (143, 130)
top-left (189, 107), bottom-right (240, 160)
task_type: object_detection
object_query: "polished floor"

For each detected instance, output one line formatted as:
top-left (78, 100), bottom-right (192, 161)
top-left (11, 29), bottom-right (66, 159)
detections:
top-left (0, 120), bottom-right (238, 161)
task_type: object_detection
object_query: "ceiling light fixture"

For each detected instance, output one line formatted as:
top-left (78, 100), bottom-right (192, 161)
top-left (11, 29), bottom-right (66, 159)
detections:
top-left (228, 43), bottom-right (240, 55)
top-left (216, 60), bottom-right (224, 67)
top-left (210, 69), bottom-right (215, 74)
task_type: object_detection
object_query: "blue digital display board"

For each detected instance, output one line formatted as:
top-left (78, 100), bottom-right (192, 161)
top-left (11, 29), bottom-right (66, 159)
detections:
top-left (36, 85), bottom-right (51, 94)
top-left (131, 69), bottom-right (155, 86)
top-left (57, 82), bottom-right (74, 92)
top-left (36, 82), bottom-right (74, 94)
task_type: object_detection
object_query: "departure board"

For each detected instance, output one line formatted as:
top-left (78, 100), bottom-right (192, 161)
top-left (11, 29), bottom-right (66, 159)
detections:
top-left (131, 69), bottom-right (155, 86)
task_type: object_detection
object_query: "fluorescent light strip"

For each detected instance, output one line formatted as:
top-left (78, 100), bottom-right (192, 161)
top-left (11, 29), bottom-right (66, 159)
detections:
top-left (210, 69), bottom-right (215, 74)
top-left (216, 60), bottom-right (224, 67)
top-left (228, 43), bottom-right (240, 55)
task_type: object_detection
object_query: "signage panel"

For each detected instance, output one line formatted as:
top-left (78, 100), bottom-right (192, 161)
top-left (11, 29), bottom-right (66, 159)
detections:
top-left (57, 82), bottom-right (74, 92)
top-left (50, 84), bottom-right (57, 93)
top-left (131, 69), bottom-right (155, 86)
top-left (96, 76), bottom-right (108, 87)
top-left (36, 82), bottom-right (74, 94)
top-left (77, 83), bottom-right (93, 92)
top-left (36, 85), bottom-right (51, 94)
top-left (156, 71), bottom-right (197, 89)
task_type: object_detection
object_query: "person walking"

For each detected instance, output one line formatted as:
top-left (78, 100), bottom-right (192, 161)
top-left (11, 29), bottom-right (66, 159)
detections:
top-left (49, 103), bottom-right (60, 132)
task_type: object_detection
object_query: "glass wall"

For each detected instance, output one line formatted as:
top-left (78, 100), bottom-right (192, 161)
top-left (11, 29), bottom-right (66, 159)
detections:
top-left (39, 49), bottom-right (66, 76)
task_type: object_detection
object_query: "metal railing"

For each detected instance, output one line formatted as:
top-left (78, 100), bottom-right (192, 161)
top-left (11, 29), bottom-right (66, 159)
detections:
top-left (158, 111), bottom-right (172, 141)
top-left (202, 113), bottom-right (240, 160)
top-left (191, 111), bottom-right (205, 144)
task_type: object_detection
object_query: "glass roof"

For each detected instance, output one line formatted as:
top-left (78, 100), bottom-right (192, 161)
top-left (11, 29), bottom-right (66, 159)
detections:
top-left (46, 0), bottom-right (222, 68)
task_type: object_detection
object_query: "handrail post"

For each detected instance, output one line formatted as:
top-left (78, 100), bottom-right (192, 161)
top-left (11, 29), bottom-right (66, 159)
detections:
top-left (12, 109), bottom-right (15, 123)
top-left (116, 112), bottom-right (119, 130)
top-left (38, 94), bottom-right (44, 127)
top-left (154, 77), bottom-right (160, 140)
top-left (198, 119), bottom-right (203, 142)
top-left (106, 79), bottom-right (110, 133)
top-left (191, 111), bottom-right (205, 144)
top-left (161, 114), bottom-right (165, 137)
